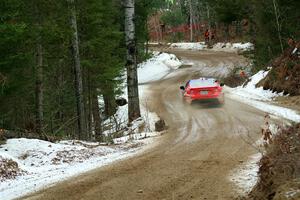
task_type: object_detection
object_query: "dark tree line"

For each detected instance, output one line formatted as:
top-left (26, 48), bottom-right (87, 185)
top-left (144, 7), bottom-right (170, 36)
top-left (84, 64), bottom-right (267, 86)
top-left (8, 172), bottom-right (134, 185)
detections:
top-left (161, 0), bottom-right (300, 67)
top-left (0, 0), bottom-right (162, 141)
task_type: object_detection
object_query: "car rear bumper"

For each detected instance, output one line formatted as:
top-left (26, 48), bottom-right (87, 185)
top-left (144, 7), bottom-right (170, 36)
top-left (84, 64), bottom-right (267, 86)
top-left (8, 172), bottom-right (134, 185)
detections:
top-left (184, 93), bottom-right (224, 104)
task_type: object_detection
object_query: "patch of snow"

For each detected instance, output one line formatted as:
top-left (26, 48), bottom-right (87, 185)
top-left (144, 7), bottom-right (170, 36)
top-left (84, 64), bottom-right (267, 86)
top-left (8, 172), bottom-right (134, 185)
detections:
top-left (113, 131), bottom-right (162, 145)
top-left (227, 70), bottom-right (300, 122)
top-left (229, 70), bottom-right (283, 101)
top-left (148, 42), bottom-right (160, 45)
top-left (103, 51), bottom-right (180, 137)
top-left (0, 138), bottom-right (156, 200)
top-left (170, 42), bottom-right (207, 50)
top-left (229, 153), bottom-right (262, 195)
top-left (102, 84), bottom-right (161, 137)
top-left (286, 189), bottom-right (300, 198)
top-left (169, 42), bottom-right (254, 52)
top-left (233, 42), bottom-right (254, 51)
top-left (246, 101), bottom-right (300, 122)
top-left (138, 52), bottom-right (182, 84)
top-left (103, 52), bottom-right (180, 136)
top-left (212, 42), bottom-right (254, 52)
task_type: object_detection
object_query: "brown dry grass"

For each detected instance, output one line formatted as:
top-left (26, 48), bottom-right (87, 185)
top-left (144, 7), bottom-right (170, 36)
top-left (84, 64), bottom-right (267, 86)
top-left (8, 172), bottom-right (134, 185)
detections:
top-left (248, 123), bottom-right (300, 200)
top-left (0, 156), bottom-right (26, 181)
top-left (258, 43), bottom-right (300, 96)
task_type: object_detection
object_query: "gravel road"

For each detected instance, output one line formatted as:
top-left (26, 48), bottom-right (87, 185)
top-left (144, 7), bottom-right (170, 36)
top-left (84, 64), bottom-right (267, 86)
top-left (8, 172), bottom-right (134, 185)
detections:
top-left (21, 50), bottom-right (265, 200)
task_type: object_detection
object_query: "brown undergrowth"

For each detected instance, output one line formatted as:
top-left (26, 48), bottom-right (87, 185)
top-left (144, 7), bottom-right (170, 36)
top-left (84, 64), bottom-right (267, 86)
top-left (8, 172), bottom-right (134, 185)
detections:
top-left (0, 156), bottom-right (26, 181)
top-left (257, 41), bottom-right (300, 96)
top-left (248, 123), bottom-right (300, 200)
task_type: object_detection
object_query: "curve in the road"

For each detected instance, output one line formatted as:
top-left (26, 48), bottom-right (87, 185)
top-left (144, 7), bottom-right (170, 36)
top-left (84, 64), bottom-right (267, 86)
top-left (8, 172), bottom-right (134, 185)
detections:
top-left (21, 50), bottom-right (265, 200)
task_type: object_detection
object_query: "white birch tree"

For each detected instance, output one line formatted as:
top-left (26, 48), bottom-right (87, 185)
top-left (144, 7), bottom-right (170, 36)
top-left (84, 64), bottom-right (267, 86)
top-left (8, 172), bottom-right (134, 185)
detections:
top-left (124, 0), bottom-right (141, 122)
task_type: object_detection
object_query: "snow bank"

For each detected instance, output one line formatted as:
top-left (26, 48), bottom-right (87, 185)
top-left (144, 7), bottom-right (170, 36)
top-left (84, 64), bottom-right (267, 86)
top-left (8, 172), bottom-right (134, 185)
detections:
top-left (138, 52), bottom-right (182, 84)
top-left (0, 93), bottom-right (164, 200)
top-left (103, 52), bottom-right (180, 136)
top-left (229, 153), bottom-right (262, 195)
top-left (169, 42), bottom-right (254, 52)
top-left (102, 85), bottom-right (161, 137)
top-left (228, 70), bottom-right (300, 122)
top-left (0, 138), bottom-right (154, 200)
top-left (229, 70), bottom-right (283, 101)
top-left (102, 52), bottom-right (179, 136)
top-left (169, 42), bottom-right (207, 50)
top-left (212, 42), bottom-right (254, 52)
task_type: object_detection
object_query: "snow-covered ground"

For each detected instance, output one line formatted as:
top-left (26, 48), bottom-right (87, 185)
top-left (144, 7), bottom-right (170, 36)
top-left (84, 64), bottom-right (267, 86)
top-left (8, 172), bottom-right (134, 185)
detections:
top-left (170, 42), bottom-right (207, 51)
top-left (169, 42), bottom-right (254, 52)
top-left (228, 70), bottom-right (283, 101)
top-left (0, 52), bottom-right (180, 200)
top-left (138, 52), bottom-right (182, 84)
top-left (227, 70), bottom-right (300, 122)
top-left (0, 138), bottom-right (156, 200)
top-left (229, 153), bottom-right (262, 195)
top-left (102, 51), bottom-right (181, 136)
top-left (212, 42), bottom-right (254, 52)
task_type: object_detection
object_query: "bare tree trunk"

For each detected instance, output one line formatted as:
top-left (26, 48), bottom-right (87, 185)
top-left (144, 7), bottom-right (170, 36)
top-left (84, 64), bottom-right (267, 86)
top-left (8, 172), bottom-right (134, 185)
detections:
top-left (92, 93), bottom-right (102, 141)
top-left (68, 0), bottom-right (87, 139)
top-left (103, 92), bottom-right (117, 117)
top-left (206, 4), bottom-right (211, 45)
top-left (272, 0), bottom-right (284, 53)
top-left (189, 0), bottom-right (193, 42)
top-left (87, 70), bottom-right (93, 139)
top-left (225, 24), bottom-right (230, 42)
top-left (154, 17), bottom-right (160, 43)
top-left (35, 3), bottom-right (43, 136)
top-left (124, 0), bottom-right (141, 122)
top-left (35, 42), bottom-right (43, 136)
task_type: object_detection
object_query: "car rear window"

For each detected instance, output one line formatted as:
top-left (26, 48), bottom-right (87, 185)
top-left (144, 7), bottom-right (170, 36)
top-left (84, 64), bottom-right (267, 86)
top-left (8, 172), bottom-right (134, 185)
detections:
top-left (189, 78), bottom-right (217, 88)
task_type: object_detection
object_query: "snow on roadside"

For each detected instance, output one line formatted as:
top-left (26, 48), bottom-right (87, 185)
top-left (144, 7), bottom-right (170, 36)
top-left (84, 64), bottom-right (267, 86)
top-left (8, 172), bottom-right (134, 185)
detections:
top-left (138, 52), bottom-right (182, 84)
top-left (212, 42), bottom-right (254, 52)
top-left (228, 70), bottom-right (300, 195)
top-left (227, 70), bottom-right (300, 122)
top-left (170, 42), bottom-right (207, 50)
top-left (229, 153), bottom-right (262, 195)
top-left (228, 70), bottom-right (283, 101)
top-left (0, 138), bottom-right (152, 200)
top-left (168, 42), bottom-right (254, 52)
top-left (103, 52), bottom-right (180, 136)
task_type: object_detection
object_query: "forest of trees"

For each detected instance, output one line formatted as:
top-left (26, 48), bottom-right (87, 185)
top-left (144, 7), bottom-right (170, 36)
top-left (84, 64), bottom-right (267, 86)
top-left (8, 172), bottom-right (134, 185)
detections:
top-left (0, 0), bottom-right (165, 141)
top-left (1, 0), bottom-right (299, 141)
top-left (160, 0), bottom-right (300, 67)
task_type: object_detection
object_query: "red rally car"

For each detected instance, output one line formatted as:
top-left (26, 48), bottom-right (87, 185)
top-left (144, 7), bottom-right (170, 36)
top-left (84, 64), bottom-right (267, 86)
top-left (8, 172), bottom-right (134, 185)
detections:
top-left (180, 78), bottom-right (225, 104)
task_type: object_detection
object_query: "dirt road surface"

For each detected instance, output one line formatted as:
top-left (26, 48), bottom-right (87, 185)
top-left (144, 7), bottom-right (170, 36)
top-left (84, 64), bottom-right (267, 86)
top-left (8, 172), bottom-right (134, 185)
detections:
top-left (21, 50), bottom-right (265, 200)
